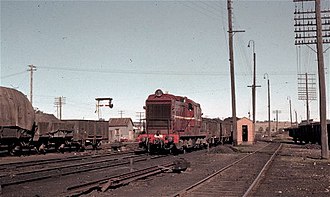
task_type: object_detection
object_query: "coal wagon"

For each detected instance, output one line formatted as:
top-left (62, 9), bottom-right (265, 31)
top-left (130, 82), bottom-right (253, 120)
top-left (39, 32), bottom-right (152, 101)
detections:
top-left (288, 120), bottom-right (330, 147)
top-left (34, 111), bottom-right (75, 152)
top-left (0, 86), bottom-right (36, 154)
top-left (62, 120), bottom-right (109, 150)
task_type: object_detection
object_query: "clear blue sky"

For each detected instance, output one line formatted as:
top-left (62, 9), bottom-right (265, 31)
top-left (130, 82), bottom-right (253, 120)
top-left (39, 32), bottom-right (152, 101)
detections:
top-left (1, 0), bottom-right (329, 122)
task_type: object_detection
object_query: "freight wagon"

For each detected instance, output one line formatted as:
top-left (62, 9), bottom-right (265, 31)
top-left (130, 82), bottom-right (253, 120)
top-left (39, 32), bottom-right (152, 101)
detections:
top-left (0, 86), bottom-right (110, 155)
top-left (288, 120), bottom-right (330, 147)
top-left (0, 86), bottom-right (36, 154)
top-left (62, 120), bottom-right (109, 150)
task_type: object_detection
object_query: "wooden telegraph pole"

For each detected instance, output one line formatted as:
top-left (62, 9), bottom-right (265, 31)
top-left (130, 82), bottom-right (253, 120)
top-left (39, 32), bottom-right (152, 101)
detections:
top-left (27, 65), bottom-right (36, 105)
top-left (294, 0), bottom-right (329, 159)
top-left (54, 96), bottom-right (66, 120)
top-left (247, 40), bottom-right (261, 132)
top-left (315, 0), bottom-right (329, 159)
top-left (227, 0), bottom-right (245, 145)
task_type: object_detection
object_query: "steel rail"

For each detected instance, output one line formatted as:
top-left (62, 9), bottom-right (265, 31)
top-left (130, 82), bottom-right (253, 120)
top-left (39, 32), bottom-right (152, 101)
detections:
top-left (0, 151), bottom-right (134, 171)
top-left (242, 143), bottom-right (282, 197)
top-left (172, 143), bottom-right (280, 197)
top-left (0, 152), bottom-right (139, 178)
top-left (0, 154), bottom-right (165, 187)
top-left (66, 162), bottom-right (175, 196)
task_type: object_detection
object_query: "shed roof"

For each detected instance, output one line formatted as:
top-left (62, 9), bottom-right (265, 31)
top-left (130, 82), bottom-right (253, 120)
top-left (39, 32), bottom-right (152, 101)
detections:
top-left (237, 117), bottom-right (252, 123)
top-left (109, 118), bottom-right (133, 127)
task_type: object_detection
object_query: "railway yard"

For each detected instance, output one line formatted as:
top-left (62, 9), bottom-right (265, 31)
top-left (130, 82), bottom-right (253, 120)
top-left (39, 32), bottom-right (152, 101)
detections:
top-left (0, 133), bottom-right (329, 197)
top-left (2, 1), bottom-right (330, 196)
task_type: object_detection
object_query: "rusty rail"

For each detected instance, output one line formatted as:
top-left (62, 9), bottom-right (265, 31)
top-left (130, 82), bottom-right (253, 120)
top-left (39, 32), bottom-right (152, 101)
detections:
top-left (242, 143), bottom-right (283, 197)
top-left (0, 154), bottom-right (165, 187)
top-left (172, 143), bottom-right (281, 197)
top-left (66, 163), bottom-right (174, 196)
top-left (0, 151), bottom-right (135, 171)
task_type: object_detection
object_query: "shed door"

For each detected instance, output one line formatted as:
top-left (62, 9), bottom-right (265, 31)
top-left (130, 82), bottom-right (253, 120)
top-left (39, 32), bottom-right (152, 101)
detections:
top-left (242, 125), bottom-right (248, 142)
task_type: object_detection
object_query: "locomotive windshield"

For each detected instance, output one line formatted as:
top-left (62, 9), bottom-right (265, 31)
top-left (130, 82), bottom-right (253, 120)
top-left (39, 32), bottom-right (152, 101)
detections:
top-left (146, 103), bottom-right (171, 128)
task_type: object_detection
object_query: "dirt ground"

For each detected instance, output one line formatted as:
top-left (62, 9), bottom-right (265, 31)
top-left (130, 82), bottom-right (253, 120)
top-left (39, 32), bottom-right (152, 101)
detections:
top-left (253, 141), bottom-right (330, 196)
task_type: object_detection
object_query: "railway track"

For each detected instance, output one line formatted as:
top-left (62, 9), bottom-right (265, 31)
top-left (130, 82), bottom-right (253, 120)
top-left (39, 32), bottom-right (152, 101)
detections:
top-left (0, 151), bottom-right (134, 171)
top-left (66, 162), bottom-right (176, 196)
top-left (172, 142), bottom-right (282, 197)
top-left (0, 152), bottom-right (166, 188)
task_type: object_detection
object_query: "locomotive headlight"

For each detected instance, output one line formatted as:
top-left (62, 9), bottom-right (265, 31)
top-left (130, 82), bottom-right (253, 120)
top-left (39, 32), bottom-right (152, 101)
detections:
top-left (155, 89), bottom-right (163, 97)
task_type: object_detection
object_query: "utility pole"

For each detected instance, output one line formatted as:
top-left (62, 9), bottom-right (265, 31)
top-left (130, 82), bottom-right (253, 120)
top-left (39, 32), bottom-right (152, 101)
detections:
top-left (295, 110), bottom-right (298, 126)
top-left (264, 73), bottom-right (271, 137)
top-left (273, 110), bottom-right (281, 133)
top-left (294, 0), bottom-right (329, 159)
top-left (118, 111), bottom-right (125, 118)
top-left (305, 73), bottom-right (310, 123)
top-left (247, 40), bottom-right (261, 132)
top-left (54, 96), bottom-right (66, 120)
top-left (27, 65), bottom-right (36, 105)
top-left (315, 0), bottom-right (329, 159)
top-left (136, 112), bottom-right (144, 132)
top-left (288, 97), bottom-right (293, 127)
top-left (227, 0), bottom-right (244, 145)
top-left (298, 73), bottom-right (316, 123)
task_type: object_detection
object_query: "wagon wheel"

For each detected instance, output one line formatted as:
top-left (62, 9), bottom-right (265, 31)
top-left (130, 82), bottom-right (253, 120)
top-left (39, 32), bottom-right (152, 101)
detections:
top-left (92, 143), bottom-right (98, 150)
top-left (58, 143), bottom-right (65, 153)
top-left (80, 145), bottom-right (85, 152)
top-left (38, 143), bottom-right (46, 154)
top-left (8, 142), bottom-right (21, 156)
top-left (147, 142), bottom-right (151, 154)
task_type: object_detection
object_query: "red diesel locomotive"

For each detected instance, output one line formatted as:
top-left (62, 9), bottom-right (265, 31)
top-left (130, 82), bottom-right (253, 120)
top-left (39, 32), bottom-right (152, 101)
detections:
top-left (137, 89), bottom-right (224, 153)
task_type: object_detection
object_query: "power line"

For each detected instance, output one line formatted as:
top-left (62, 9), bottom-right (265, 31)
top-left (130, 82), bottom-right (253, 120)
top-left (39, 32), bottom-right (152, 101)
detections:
top-left (2, 71), bottom-right (27, 79)
top-left (36, 66), bottom-right (299, 76)
top-left (178, 1), bottom-right (220, 20)
top-left (38, 66), bottom-right (227, 76)
top-left (200, 1), bottom-right (226, 16)
top-left (189, 1), bottom-right (223, 18)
